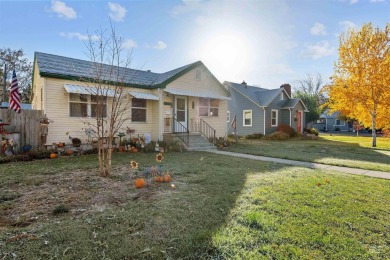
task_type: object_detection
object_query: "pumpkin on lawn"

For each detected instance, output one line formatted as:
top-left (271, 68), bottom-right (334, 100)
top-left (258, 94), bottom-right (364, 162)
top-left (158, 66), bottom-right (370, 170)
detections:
top-left (154, 176), bottom-right (164, 182)
top-left (163, 174), bottom-right (171, 183)
top-left (50, 153), bottom-right (57, 159)
top-left (135, 178), bottom-right (145, 189)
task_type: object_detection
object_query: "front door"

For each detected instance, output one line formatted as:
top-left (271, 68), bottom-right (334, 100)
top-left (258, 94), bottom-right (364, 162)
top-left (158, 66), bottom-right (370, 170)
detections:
top-left (297, 111), bottom-right (302, 133)
top-left (174, 96), bottom-right (187, 132)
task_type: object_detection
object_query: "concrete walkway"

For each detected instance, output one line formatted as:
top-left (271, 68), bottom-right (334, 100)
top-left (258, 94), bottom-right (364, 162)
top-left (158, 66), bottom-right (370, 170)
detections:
top-left (204, 150), bottom-right (390, 180)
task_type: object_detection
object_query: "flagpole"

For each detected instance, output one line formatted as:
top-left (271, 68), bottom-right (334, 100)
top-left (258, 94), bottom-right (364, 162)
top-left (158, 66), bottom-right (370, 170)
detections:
top-left (2, 64), bottom-right (6, 104)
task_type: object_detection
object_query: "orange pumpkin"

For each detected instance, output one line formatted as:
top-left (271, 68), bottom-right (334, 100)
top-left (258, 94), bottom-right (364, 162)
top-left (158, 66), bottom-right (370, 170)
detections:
top-left (163, 174), bottom-right (171, 183)
top-left (154, 176), bottom-right (163, 182)
top-left (50, 153), bottom-right (57, 159)
top-left (66, 150), bottom-right (74, 155)
top-left (132, 148), bottom-right (139, 153)
top-left (135, 178), bottom-right (145, 189)
top-left (57, 143), bottom-right (64, 147)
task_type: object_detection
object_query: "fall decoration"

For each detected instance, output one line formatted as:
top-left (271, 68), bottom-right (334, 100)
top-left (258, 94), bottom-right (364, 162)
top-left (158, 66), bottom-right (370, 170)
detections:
top-left (66, 150), bottom-right (74, 156)
top-left (135, 178), bottom-right (145, 189)
top-left (156, 153), bottom-right (164, 163)
top-left (130, 160), bottom-right (139, 169)
top-left (50, 153), bottom-right (57, 159)
top-left (164, 174), bottom-right (171, 183)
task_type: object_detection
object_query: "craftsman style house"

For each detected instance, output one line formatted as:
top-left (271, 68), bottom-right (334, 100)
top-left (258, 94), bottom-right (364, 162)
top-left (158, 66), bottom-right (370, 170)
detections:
top-left (31, 52), bottom-right (230, 148)
top-left (224, 81), bottom-right (308, 136)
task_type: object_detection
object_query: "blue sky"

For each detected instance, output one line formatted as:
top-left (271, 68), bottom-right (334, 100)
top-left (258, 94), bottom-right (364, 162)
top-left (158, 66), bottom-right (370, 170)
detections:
top-left (0, 0), bottom-right (388, 89)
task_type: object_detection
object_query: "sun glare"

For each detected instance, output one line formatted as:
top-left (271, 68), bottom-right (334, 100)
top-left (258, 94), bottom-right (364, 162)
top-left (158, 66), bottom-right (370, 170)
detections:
top-left (199, 32), bottom-right (253, 80)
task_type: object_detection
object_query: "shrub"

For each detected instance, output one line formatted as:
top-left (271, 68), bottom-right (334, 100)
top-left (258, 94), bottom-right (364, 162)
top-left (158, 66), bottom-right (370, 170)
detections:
top-left (245, 133), bottom-right (264, 139)
top-left (310, 128), bottom-right (319, 136)
top-left (277, 125), bottom-right (297, 138)
top-left (264, 131), bottom-right (289, 140)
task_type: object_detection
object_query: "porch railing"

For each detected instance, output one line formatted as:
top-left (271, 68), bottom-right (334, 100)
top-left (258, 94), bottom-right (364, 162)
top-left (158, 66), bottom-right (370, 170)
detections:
top-left (199, 119), bottom-right (216, 145)
top-left (172, 117), bottom-right (189, 146)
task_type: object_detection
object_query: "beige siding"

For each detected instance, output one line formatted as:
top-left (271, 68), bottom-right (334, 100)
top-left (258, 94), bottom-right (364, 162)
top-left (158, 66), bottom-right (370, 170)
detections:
top-left (43, 78), bottom-right (160, 144)
top-left (32, 61), bottom-right (45, 111)
top-left (166, 65), bottom-right (229, 137)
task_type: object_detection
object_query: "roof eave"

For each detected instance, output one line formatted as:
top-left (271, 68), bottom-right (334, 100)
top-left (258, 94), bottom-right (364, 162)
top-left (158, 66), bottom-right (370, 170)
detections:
top-left (39, 72), bottom-right (155, 89)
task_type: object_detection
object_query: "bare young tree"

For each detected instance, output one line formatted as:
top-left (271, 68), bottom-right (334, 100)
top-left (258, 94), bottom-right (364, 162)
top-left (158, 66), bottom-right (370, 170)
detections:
top-left (294, 73), bottom-right (326, 124)
top-left (83, 25), bottom-right (133, 177)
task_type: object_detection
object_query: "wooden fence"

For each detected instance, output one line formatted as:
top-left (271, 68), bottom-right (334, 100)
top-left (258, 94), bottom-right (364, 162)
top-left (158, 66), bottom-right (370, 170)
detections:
top-left (0, 109), bottom-right (44, 151)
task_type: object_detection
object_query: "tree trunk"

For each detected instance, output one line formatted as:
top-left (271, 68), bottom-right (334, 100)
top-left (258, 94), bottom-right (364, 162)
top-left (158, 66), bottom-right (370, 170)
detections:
top-left (371, 114), bottom-right (376, 147)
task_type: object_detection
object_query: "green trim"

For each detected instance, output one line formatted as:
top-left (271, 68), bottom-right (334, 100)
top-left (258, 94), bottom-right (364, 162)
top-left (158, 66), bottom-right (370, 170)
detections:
top-left (39, 72), bottom-right (157, 90)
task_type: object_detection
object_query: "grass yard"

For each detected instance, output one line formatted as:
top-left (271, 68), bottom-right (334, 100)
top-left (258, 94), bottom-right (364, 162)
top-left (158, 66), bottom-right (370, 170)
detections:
top-left (225, 135), bottom-right (390, 172)
top-left (0, 152), bottom-right (389, 259)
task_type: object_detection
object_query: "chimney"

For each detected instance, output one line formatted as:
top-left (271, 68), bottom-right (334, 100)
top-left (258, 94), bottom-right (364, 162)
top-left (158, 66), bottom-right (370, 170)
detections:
top-left (280, 84), bottom-right (291, 98)
top-left (241, 81), bottom-right (247, 87)
top-left (147, 70), bottom-right (151, 72)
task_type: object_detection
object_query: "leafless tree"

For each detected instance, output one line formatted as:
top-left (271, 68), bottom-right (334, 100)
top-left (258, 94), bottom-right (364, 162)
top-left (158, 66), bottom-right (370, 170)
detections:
top-left (83, 24), bottom-right (134, 177)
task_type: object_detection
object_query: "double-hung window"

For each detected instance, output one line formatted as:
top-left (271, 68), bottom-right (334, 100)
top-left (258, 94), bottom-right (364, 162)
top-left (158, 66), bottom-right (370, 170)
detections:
top-left (271, 110), bottom-right (278, 127)
top-left (199, 98), bottom-right (219, 117)
top-left (132, 98), bottom-right (147, 122)
top-left (69, 93), bottom-right (107, 118)
top-left (243, 110), bottom-right (252, 126)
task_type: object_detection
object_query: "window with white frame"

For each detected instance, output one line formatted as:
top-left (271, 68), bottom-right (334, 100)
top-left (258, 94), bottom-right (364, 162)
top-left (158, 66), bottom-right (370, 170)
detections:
top-left (132, 98), bottom-right (147, 122)
top-left (227, 111), bottom-right (230, 122)
top-left (271, 110), bottom-right (278, 127)
top-left (199, 98), bottom-right (219, 117)
top-left (195, 69), bottom-right (202, 81)
top-left (243, 110), bottom-right (252, 126)
top-left (69, 93), bottom-right (107, 117)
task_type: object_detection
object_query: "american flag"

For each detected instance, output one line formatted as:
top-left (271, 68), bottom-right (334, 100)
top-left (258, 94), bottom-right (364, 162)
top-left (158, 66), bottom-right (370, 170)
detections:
top-left (9, 70), bottom-right (21, 113)
top-left (231, 115), bottom-right (236, 130)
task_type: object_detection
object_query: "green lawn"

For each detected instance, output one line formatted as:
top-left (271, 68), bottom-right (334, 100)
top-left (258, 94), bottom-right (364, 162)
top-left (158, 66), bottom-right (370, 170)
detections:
top-left (1, 152), bottom-right (389, 259)
top-left (225, 135), bottom-right (390, 172)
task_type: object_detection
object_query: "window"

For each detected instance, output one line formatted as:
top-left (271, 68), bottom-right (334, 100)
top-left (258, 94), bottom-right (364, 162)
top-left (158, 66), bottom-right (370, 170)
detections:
top-left (69, 93), bottom-right (107, 118)
top-left (199, 98), bottom-right (219, 117)
top-left (271, 110), bottom-right (278, 127)
top-left (335, 119), bottom-right (345, 126)
top-left (243, 110), bottom-right (252, 126)
top-left (227, 111), bottom-right (230, 122)
top-left (132, 98), bottom-right (147, 122)
top-left (195, 69), bottom-right (201, 81)
top-left (316, 118), bottom-right (326, 124)
top-left (91, 95), bottom-right (107, 118)
top-left (280, 92), bottom-right (284, 100)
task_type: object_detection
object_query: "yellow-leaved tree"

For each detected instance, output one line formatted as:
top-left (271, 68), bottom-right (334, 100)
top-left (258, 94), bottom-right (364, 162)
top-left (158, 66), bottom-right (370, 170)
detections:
top-left (324, 23), bottom-right (390, 147)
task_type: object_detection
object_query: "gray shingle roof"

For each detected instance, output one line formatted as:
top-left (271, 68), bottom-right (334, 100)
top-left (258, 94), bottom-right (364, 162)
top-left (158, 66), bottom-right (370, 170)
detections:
top-left (35, 52), bottom-right (200, 89)
top-left (281, 98), bottom-right (300, 108)
top-left (225, 81), bottom-right (283, 107)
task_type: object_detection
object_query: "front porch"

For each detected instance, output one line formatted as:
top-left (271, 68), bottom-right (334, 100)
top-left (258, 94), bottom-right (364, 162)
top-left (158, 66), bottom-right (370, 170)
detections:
top-left (162, 117), bottom-right (216, 150)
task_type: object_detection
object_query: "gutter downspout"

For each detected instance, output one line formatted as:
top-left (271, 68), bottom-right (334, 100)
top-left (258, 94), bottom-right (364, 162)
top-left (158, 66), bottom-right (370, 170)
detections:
top-left (263, 107), bottom-right (266, 135)
top-left (289, 108), bottom-right (292, 127)
top-left (158, 88), bottom-right (163, 140)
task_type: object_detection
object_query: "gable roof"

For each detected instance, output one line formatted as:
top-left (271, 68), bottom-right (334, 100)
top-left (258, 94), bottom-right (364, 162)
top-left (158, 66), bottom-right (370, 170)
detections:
top-left (34, 52), bottom-right (207, 89)
top-left (225, 81), bottom-right (309, 111)
top-left (225, 81), bottom-right (283, 107)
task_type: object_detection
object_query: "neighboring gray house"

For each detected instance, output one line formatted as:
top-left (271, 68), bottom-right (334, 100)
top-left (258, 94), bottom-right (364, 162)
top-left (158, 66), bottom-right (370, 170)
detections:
top-left (312, 110), bottom-right (351, 132)
top-left (224, 81), bottom-right (308, 136)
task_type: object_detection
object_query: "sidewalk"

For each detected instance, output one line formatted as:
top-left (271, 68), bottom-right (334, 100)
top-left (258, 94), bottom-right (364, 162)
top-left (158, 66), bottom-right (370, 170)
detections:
top-left (204, 150), bottom-right (390, 180)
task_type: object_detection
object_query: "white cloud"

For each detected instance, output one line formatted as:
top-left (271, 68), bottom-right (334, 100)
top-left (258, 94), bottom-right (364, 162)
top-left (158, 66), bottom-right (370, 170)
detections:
top-left (171, 0), bottom-right (204, 16)
top-left (266, 64), bottom-right (295, 75)
top-left (50, 0), bottom-right (77, 19)
top-left (122, 39), bottom-right (137, 49)
top-left (339, 20), bottom-right (357, 32)
top-left (369, 0), bottom-right (385, 2)
top-left (301, 41), bottom-right (335, 59)
top-left (310, 23), bottom-right (327, 36)
top-left (350, 0), bottom-right (358, 4)
top-left (153, 41), bottom-right (167, 50)
top-left (108, 2), bottom-right (127, 22)
top-left (60, 32), bottom-right (99, 41)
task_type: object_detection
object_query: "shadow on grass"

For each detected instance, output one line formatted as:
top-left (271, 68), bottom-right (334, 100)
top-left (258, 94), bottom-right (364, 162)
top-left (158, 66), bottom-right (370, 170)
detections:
top-left (225, 137), bottom-right (390, 172)
top-left (0, 152), bottom-right (286, 259)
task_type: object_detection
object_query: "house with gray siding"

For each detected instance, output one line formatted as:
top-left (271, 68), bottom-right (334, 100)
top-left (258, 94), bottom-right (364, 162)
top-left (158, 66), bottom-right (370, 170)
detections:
top-left (312, 110), bottom-right (351, 132)
top-left (224, 81), bottom-right (308, 136)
